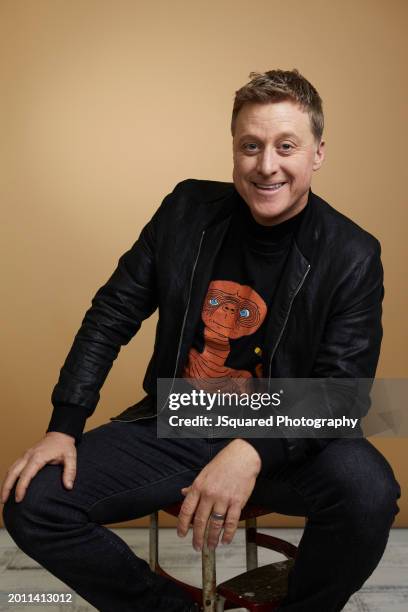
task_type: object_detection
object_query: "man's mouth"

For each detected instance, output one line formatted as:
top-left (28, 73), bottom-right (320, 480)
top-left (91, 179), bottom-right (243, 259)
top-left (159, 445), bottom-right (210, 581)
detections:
top-left (252, 182), bottom-right (286, 191)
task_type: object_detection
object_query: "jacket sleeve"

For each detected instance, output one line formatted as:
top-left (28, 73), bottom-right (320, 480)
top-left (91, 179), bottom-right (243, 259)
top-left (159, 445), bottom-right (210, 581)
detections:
top-left (285, 240), bottom-right (384, 463)
top-left (46, 192), bottom-right (173, 444)
top-left (241, 438), bottom-right (288, 476)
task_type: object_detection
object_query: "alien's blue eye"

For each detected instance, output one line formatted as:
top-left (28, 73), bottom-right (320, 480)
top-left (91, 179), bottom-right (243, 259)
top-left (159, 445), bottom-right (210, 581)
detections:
top-left (240, 308), bottom-right (250, 318)
top-left (209, 298), bottom-right (219, 306)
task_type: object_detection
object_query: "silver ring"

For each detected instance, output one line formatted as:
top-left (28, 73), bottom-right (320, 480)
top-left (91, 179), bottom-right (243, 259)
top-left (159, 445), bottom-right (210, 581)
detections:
top-left (211, 512), bottom-right (226, 521)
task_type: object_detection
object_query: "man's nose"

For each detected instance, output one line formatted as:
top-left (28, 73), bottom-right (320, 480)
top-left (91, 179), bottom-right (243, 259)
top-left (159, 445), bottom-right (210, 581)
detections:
top-left (257, 147), bottom-right (279, 176)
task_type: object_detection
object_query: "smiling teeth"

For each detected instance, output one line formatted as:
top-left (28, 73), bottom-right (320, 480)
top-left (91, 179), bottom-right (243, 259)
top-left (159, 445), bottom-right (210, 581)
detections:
top-left (255, 182), bottom-right (284, 190)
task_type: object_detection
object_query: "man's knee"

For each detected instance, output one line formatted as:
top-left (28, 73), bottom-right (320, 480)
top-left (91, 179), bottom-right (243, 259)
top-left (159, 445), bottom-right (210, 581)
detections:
top-left (2, 481), bottom-right (37, 550)
top-left (328, 439), bottom-right (401, 533)
top-left (2, 465), bottom-right (81, 551)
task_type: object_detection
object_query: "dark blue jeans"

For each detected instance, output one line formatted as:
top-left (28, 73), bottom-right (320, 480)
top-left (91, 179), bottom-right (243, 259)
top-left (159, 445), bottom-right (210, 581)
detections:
top-left (3, 418), bottom-right (401, 612)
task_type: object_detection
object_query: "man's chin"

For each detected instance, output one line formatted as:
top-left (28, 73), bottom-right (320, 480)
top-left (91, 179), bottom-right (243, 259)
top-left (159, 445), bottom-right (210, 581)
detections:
top-left (247, 200), bottom-right (289, 225)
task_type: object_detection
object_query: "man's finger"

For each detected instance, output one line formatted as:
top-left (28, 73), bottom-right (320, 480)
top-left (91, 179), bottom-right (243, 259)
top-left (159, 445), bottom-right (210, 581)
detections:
top-left (221, 504), bottom-right (241, 545)
top-left (206, 507), bottom-right (229, 550)
top-left (1, 458), bottom-right (28, 504)
top-left (63, 453), bottom-right (77, 489)
top-left (191, 499), bottom-right (213, 551)
top-left (15, 458), bottom-right (47, 502)
top-left (177, 489), bottom-right (199, 537)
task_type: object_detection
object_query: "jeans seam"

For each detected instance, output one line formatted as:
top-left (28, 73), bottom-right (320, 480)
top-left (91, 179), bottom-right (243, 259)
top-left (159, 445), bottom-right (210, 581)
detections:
top-left (87, 467), bottom-right (198, 514)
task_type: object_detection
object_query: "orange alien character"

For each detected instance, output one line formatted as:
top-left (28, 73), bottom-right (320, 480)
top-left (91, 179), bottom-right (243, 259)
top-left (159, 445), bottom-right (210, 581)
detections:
top-left (183, 280), bottom-right (267, 392)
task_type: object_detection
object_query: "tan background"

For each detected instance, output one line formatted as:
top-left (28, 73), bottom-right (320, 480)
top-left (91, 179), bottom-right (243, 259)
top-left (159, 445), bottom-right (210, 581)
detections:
top-left (1, 0), bottom-right (407, 530)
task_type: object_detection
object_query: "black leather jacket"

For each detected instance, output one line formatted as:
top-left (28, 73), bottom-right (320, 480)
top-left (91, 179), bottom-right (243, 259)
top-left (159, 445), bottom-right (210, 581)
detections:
top-left (47, 179), bottom-right (384, 470)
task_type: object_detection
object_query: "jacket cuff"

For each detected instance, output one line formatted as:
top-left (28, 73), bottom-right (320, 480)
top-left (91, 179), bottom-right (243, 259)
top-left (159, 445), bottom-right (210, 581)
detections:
top-left (241, 438), bottom-right (288, 476)
top-left (46, 405), bottom-right (89, 445)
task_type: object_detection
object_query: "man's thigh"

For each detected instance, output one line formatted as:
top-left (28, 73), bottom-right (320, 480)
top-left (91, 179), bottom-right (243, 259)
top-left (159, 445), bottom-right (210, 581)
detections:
top-left (249, 438), bottom-right (401, 519)
top-left (12, 419), bottom-right (210, 525)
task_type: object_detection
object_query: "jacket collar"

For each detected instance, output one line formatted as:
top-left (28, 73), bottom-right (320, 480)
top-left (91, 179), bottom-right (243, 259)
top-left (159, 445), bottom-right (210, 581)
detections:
top-left (200, 184), bottom-right (321, 264)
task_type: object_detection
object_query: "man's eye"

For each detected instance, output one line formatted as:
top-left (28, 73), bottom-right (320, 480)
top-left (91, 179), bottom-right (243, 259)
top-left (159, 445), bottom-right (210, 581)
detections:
top-left (280, 143), bottom-right (293, 152)
top-left (240, 308), bottom-right (250, 318)
top-left (209, 298), bottom-right (219, 306)
top-left (243, 143), bottom-right (259, 152)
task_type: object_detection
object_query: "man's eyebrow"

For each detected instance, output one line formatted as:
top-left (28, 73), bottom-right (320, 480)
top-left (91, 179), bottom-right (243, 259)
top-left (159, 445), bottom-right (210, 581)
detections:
top-left (237, 131), bottom-right (300, 143)
top-left (276, 131), bottom-right (300, 140)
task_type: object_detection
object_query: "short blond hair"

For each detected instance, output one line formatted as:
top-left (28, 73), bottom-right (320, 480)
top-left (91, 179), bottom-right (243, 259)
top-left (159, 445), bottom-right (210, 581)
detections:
top-left (231, 69), bottom-right (324, 142)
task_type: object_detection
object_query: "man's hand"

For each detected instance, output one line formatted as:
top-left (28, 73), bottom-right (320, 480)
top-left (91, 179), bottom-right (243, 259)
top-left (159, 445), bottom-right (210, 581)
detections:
top-left (177, 439), bottom-right (262, 551)
top-left (0, 432), bottom-right (77, 504)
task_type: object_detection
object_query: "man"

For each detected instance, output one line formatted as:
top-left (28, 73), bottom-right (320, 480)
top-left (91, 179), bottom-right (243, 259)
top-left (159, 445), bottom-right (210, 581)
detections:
top-left (1, 69), bottom-right (401, 611)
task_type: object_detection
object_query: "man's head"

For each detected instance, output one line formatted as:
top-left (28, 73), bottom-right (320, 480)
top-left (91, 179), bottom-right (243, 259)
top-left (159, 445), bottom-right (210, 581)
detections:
top-left (231, 69), bottom-right (325, 226)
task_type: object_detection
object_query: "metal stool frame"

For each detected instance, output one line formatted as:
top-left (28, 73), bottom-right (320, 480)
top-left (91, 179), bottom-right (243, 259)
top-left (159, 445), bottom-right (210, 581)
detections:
top-left (149, 503), bottom-right (298, 611)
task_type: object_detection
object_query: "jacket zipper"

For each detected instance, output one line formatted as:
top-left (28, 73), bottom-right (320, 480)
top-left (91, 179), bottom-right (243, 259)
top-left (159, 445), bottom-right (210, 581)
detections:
top-left (112, 230), bottom-right (206, 422)
top-left (160, 229), bottom-right (206, 412)
top-left (271, 263), bottom-right (311, 461)
top-left (173, 230), bottom-right (206, 378)
top-left (267, 263), bottom-right (311, 381)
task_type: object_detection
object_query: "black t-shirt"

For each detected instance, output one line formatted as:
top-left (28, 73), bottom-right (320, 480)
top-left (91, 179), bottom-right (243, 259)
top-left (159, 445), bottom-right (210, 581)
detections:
top-left (183, 199), bottom-right (307, 379)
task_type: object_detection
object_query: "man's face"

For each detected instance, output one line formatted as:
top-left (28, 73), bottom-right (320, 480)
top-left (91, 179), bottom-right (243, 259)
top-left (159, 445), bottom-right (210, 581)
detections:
top-left (232, 100), bottom-right (325, 225)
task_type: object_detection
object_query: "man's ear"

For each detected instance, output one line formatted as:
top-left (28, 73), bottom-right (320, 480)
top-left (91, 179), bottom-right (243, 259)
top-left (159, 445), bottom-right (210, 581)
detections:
top-left (313, 140), bottom-right (325, 171)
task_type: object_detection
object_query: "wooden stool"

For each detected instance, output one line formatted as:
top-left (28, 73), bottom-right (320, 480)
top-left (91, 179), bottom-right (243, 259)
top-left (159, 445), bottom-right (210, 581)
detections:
top-left (149, 502), bottom-right (298, 611)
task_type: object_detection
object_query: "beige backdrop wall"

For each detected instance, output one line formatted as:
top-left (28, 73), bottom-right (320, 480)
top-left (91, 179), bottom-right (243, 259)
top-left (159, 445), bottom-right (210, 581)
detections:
top-left (1, 0), bottom-right (407, 529)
